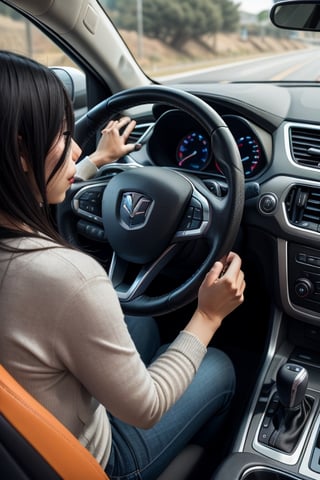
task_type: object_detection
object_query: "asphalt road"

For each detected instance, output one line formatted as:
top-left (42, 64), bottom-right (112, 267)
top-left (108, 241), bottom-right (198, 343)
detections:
top-left (158, 47), bottom-right (320, 83)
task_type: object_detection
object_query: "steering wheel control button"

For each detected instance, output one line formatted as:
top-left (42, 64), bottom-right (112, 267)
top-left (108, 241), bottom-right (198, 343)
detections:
top-left (79, 191), bottom-right (102, 215)
top-left (178, 197), bottom-right (203, 231)
top-left (259, 193), bottom-right (277, 214)
top-left (73, 186), bottom-right (104, 222)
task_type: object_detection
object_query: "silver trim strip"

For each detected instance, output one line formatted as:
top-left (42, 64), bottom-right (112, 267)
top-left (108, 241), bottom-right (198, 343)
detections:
top-left (300, 410), bottom-right (320, 479)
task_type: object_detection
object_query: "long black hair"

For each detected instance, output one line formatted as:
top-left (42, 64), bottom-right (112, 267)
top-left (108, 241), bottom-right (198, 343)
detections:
top-left (0, 51), bottom-right (75, 250)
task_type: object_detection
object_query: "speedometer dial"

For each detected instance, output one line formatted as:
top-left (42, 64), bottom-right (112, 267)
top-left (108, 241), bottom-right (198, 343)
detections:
top-left (176, 132), bottom-right (210, 170)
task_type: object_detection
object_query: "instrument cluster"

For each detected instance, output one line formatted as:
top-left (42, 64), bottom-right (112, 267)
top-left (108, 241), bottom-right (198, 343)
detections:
top-left (148, 109), bottom-right (267, 179)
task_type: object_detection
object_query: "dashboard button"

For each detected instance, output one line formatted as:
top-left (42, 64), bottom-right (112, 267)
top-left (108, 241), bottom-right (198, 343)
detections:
top-left (294, 278), bottom-right (314, 298)
top-left (259, 193), bottom-right (277, 214)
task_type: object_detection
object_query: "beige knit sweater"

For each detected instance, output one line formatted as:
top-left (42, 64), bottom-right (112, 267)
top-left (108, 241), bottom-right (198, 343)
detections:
top-left (0, 156), bottom-right (207, 467)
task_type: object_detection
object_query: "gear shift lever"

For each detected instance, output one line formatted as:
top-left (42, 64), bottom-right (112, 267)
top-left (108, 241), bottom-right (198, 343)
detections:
top-left (268, 363), bottom-right (313, 453)
top-left (258, 362), bottom-right (313, 453)
top-left (276, 363), bottom-right (308, 408)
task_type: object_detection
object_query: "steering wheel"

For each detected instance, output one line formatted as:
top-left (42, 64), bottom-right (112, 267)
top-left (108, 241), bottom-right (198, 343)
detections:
top-left (56, 85), bottom-right (245, 316)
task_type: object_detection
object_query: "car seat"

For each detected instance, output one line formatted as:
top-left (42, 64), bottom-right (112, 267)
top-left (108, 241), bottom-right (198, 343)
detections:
top-left (0, 365), bottom-right (203, 480)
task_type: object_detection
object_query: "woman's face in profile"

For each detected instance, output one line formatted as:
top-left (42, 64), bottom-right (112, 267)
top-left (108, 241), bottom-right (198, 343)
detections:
top-left (45, 132), bottom-right (81, 204)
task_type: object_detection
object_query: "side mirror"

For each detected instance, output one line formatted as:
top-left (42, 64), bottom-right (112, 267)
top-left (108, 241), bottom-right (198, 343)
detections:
top-left (50, 66), bottom-right (87, 120)
top-left (270, 0), bottom-right (320, 31)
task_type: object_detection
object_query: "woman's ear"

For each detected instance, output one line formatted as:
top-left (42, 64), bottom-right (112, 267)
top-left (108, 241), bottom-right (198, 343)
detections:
top-left (18, 136), bottom-right (29, 173)
top-left (20, 155), bottom-right (29, 173)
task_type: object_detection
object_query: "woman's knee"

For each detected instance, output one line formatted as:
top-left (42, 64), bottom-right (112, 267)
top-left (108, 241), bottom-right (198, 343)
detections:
top-left (195, 347), bottom-right (236, 403)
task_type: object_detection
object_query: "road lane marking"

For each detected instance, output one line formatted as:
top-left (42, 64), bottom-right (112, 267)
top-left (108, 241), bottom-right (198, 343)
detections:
top-left (270, 60), bottom-right (314, 80)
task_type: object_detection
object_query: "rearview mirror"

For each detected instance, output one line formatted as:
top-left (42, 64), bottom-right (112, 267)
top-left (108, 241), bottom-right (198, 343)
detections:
top-left (270, 0), bottom-right (320, 31)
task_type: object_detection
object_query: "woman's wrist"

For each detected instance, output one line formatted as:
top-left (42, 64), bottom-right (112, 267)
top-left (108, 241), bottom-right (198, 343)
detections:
top-left (88, 151), bottom-right (112, 168)
top-left (184, 309), bottom-right (222, 347)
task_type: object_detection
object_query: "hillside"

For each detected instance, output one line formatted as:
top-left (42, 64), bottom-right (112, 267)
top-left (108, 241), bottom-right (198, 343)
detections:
top-left (121, 30), bottom-right (306, 77)
top-left (0, 14), bottom-right (306, 77)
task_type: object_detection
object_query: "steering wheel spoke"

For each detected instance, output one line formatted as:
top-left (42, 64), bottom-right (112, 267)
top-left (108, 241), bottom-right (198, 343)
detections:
top-left (109, 244), bottom-right (182, 301)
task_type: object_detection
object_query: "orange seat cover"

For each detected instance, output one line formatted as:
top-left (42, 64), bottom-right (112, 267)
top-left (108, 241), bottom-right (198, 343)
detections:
top-left (0, 364), bottom-right (109, 480)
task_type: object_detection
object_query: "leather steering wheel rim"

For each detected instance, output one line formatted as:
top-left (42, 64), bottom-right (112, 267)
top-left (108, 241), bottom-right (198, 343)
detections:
top-left (57, 85), bottom-right (245, 316)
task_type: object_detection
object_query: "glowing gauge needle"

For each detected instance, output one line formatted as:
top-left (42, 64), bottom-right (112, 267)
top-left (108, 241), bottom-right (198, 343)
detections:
top-left (178, 150), bottom-right (197, 166)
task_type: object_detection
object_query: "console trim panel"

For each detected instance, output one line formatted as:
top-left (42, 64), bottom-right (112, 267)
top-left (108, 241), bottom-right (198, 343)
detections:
top-left (252, 387), bottom-right (318, 465)
top-left (300, 411), bottom-right (320, 479)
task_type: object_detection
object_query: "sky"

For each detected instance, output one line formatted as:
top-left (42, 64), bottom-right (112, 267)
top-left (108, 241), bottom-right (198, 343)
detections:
top-left (238, 0), bottom-right (274, 14)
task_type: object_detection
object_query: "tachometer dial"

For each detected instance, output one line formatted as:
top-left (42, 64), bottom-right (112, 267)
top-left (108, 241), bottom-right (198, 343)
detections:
top-left (221, 114), bottom-right (265, 179)
top-left (237, 135), bottom-right (261, 177)
top-left (176, 132), bottom-right (209, 170)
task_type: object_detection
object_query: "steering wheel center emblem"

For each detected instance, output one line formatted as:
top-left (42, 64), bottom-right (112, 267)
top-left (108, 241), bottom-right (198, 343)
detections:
top-left (120, 192), bottom-right (153, 229)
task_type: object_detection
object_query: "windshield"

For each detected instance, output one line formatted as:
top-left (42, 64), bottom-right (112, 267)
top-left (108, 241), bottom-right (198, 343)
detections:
top-left (101, 0), bottom-right (320, 83)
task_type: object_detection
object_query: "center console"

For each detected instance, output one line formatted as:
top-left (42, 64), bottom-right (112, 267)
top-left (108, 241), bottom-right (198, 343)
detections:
top-left (212, 307), bottom-right (320, 480)
top-left (212, 249), bottom-right (320, 480)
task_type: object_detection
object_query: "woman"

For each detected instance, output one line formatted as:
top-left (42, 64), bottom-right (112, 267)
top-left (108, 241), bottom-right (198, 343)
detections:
top-left (0, 51), bottom-right (245, 480)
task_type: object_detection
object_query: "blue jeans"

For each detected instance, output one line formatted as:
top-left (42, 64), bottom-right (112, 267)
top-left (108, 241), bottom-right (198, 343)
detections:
top-left (105, 316), bottom-right (235, 480)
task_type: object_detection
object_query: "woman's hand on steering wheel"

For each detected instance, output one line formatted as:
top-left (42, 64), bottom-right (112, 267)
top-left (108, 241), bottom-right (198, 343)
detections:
top-left (88, 116), bottom-right (138, 168)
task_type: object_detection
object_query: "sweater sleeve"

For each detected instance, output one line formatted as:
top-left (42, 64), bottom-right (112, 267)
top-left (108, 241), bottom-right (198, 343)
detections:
top-left (52, 255), bottom-right (207, 428)
top-left (75, 156), bottom-right (98, 180)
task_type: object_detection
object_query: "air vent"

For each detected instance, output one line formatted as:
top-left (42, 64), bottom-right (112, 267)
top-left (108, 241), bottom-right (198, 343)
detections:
top-left (285, 186), bottom-right (320, 232)
top-left (128, 122), bottom-right (152, 144)
top-left (290, 127), bottom-right (320, 168)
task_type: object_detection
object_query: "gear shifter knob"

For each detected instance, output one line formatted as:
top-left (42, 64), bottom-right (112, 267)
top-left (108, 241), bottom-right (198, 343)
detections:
top-left (276, 363), bottom-right (308, 408)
